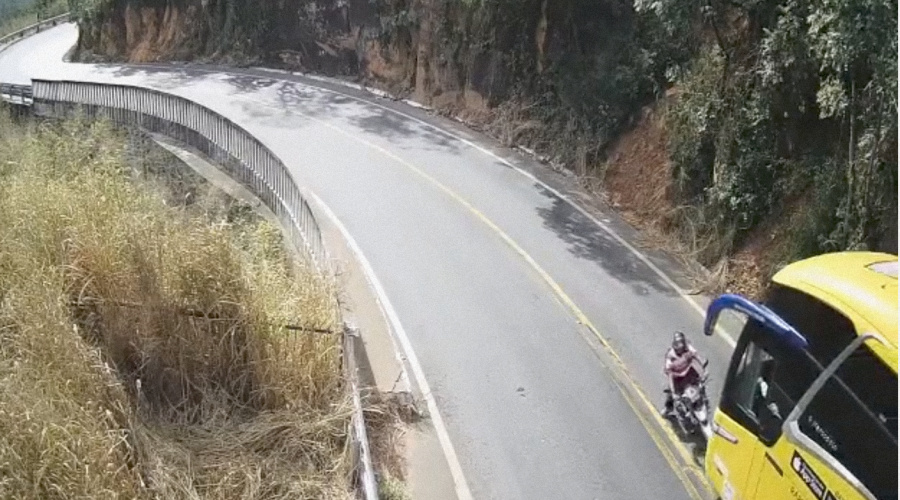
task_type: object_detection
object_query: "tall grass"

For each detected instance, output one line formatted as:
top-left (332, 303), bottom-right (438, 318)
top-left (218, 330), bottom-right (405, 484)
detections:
top-left (0, 111), bottom-right (353, 499)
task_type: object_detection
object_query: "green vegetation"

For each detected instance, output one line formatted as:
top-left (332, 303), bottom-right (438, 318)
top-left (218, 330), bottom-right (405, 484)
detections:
top-left (378, 472), bottom-right (410, 500)
top-left (0, 0), bottom-right (37, 19)
top-left (648, 0), bottom-right (897, 269)
top-left (446, 0), bottom-right (897, 270)
top-left (369, 0), bottom-right (897, 277)
top-left (0, 111), bottom-right (353, 499)
top-left (0, 0), bottom-right (67, 37)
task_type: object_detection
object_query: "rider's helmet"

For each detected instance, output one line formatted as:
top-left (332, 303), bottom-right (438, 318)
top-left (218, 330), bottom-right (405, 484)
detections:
top-left (672, 331), bottom-right (687, 355)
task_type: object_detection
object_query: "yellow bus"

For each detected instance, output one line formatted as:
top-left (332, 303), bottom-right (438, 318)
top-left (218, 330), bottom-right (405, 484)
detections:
top-left (702, 251), bottom-right (897, 500)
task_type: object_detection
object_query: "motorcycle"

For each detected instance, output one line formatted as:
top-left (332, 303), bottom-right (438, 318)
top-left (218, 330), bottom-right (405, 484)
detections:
top-left (666, 359), bottom-right (713, 439)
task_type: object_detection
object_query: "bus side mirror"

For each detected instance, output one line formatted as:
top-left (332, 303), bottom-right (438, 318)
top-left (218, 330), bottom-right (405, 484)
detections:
top-left (704, 294), bottom-right (808, 350)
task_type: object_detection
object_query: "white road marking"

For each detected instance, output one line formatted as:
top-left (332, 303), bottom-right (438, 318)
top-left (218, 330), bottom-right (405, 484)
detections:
top-left (123, 60), bottom-right (739, 349)
top-left (246, 65), bottom-right (739, 347)
top-left (308, 192), bottom-right (475, 500)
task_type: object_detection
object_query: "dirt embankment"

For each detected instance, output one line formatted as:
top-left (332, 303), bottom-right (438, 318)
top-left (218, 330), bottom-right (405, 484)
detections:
top-left (76, 0), bottom-right (503, 113)
top-left (603, 103), bottom-right (817, 299)
top-left (104, 3), bottom-right (199, 62)
top-left (77, 0), bottom-right (371, 74)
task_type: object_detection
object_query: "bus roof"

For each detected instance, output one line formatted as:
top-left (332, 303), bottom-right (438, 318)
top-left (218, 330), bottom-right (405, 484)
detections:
top-left (772, 252), bottom-right (898, 351)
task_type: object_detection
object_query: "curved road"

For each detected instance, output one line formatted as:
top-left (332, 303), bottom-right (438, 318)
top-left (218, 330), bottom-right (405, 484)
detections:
top-left (0, 24), bottom-right (736, 499)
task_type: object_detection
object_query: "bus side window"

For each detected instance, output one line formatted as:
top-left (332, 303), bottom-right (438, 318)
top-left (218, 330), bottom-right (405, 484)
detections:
top-left (797, 344), bottom-right (897, 500)
top-left (724, 321), bottom-right (819, 445)
top-left (725, 337), bottom-right (785, 442)
top-left (730, 340), bottom-right (766, 414)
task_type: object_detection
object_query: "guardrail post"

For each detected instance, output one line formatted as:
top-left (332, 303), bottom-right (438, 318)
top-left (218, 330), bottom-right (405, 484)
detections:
top-left (344, 323), bottom-right (379, 500)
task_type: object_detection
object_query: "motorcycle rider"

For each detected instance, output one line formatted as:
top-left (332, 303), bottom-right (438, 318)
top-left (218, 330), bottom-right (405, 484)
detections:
top-left (662, 331), bottom-right (707, 416)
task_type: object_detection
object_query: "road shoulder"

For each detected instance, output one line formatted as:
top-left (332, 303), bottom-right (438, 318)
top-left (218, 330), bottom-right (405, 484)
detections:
top-left (154, 133), bottom-right (460, 500)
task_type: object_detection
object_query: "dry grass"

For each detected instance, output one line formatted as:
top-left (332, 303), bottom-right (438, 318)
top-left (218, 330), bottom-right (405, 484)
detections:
top-left (485, 100), bottom-right (542, 150)
top-left (363, 392), bottom-right (419, 500)
top-left (0, 111), bottom-right (353, 499)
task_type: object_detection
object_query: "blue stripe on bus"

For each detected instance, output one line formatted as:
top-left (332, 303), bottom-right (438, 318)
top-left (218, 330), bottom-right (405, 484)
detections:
top-left (705, 293), bottom-right (809, 350)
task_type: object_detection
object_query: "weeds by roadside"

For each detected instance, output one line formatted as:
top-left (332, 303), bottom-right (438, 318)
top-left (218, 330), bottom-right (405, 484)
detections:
top-left (0, 110), bottom-right (352, 499)
top-left (365, 391), bottom-right (421, 500)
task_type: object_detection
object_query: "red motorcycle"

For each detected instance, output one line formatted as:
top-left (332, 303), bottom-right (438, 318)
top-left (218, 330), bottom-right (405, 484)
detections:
top-left (664, 358), bottom-right (712, 439)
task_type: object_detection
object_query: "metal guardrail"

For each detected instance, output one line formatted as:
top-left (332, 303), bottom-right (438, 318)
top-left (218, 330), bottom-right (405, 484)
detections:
top-left (0, 12), bottom-right (69, 50)
top-left (24, 78), bottom-right (379, 499)
top-left (344, 325), bottom-right (380, 500)
top-left (0, 83), bottom-right (32, 105)
top-left (31, 79), bottom-right (327, 267)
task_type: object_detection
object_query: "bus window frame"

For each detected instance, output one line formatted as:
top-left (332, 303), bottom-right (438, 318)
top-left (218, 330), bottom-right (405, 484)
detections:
top-left (719, 328), bottom-right (764, 438)
top-left (782, 332), bottom-right (890, 500)
top-left (705, 293), bottom-right (808, 350)
top-left (708, 293), bottom-right (816, 445)
top-left (719, 320), bottom-right (818, 447)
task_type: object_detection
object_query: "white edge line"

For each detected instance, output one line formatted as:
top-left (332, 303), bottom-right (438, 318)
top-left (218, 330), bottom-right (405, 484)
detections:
top-left (16, 33), bottom-right (737, 349)
top-left (127, 61), bottom-right (742, 347)
top-left (308, 191), bottom-right (474, 500)
top-left (89, 58), bottom-right (740, 348)
top-left (234, 64), bottom-right (736, 347)
top-left (31, 46), bottom-right (726, 493)
top-left (65, 59), bottom-right (734, 494)
top-left (298, 82), bottom-right (739, 349)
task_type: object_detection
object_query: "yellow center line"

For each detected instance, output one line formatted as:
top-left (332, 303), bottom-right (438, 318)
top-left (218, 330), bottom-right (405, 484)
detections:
top-left (288, 107), bottom-right (711, 499)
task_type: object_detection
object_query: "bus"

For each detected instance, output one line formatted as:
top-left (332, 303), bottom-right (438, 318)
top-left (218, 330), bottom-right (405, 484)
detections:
top-left (702, 251), bottom-right (897, 500)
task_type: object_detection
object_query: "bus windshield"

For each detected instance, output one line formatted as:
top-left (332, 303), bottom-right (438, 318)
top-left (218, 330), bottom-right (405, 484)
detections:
top-left (797, 342), bottom-right (898, 499)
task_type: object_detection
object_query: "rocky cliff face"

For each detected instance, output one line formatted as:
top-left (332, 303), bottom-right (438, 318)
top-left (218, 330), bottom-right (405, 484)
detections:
top-left (76, 0), bottom-right (360, 72)
top-left (77, 1), bottom-right (202, 62)
top-left (74, 0), bottom-right (654, 160)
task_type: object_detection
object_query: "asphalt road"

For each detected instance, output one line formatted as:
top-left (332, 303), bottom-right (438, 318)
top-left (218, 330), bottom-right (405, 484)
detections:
top-left (0, 24), bottom-right (737, 499)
